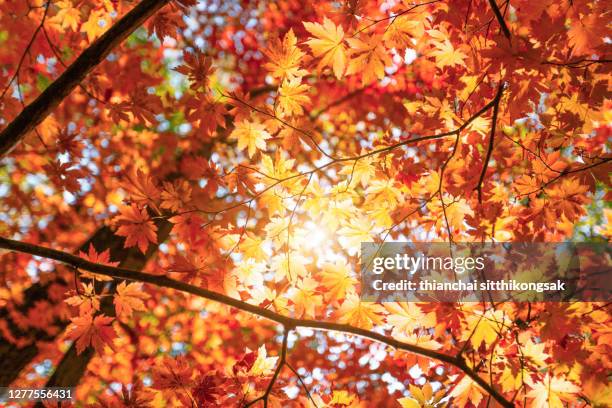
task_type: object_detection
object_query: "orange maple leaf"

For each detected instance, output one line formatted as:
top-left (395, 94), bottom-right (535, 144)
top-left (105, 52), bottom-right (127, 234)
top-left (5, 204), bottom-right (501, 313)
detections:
top-left (303, 17), bottom-right (347, 79)
top-left (66, 313), bottom-right (116, 354)
top-left (115, 204), bottom-right (158, 253)
top-left (114, 281), bottom-right (150, 320)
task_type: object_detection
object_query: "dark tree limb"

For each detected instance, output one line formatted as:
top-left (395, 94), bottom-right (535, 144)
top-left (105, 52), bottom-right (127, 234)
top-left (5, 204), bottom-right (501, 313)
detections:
top-left (487, 0), bottom-right (511, 40)
top-left (475, 82), bottom-right (505, 203)
top-left (244, 327), bottom-right (290, 407)
top-left (0, 0), bottom-right (171, 157)
top-left (0, 237), bottom-right (515, 408)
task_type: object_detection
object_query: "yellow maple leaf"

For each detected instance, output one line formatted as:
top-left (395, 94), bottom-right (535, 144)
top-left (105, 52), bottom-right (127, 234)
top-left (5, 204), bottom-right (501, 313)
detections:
top-left (265, 217), bottom-right (290, 248)
top-left (399, 383), bottom-right (446, 408)
top-left (277, 78), bottom-right (311, 117)
top-left (263, 28), bottom-right (308, 81)
top-left (430, 39), bottom-right (467, 68)
top-left (346, 35), bottom-right (392, 84)
top-left (81, 9), bottom-right (112, 43)
top-left (290, 276), bottom-right (323, 317)
top-left (462, 309), bottom-right (508, 348)
top-left (466, 116), bottom-right (491, 135)
top-left (319, 261), bottom-right (357, 301)
top-left (229, 120), bottom-right (272, 158)
top-left (272, 252), bottom-right (310, 283)
top-left (249, 345), bottom-right (279, 376)
top-left (338, 215), bottom-right (375, 250)
top-left (259, 190), bottom-right (286, 216)
top-left (385, 302), bottom-right (436, 337)
top-left (303, 17), bottom-right (347, 79)
top-left (398, 397), bottom-right (421, 408)
top-left (383, 15), bottom-right (426, 49)
top-left (260, 153), bottom-right (296, 180)
top-left (329, 390), bottom-right (356, 405)
top-left (365, 178), bottom-right (403, 208)
top-left (449, 376), bottom-right (484, 407)
top-left (445, 197), bottom-right (474, 231)
top-left (239, 234), bottom-right (267, 262)
top-left (114, 281), bottom-right (150, 320)
top-left (335, 294), bottom-right (385, 330)
top-left (51, 0), bottom-right (81, 32)
top-left (526, 374), bottom-right (580, 408)
top-left (339, 157), bottom-right (376, 187)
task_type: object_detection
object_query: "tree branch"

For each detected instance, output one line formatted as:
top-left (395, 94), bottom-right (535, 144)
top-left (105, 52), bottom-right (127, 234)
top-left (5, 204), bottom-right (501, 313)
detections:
top-left (0, 0), bottom-right (171, 157)
top-left (0, 236), bottom-right (513, 408)
top-left (244, 327), bottom-right (290, 407)
top-left (475, 82), bottom-right (504, 203)
top-left (487, 0), bottom-right (511, 40)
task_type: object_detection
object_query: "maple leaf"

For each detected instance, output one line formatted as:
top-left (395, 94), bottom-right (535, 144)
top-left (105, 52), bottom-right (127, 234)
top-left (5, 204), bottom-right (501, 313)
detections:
top-left (263, 29), bottom-right (308, 81)
top-left (174, 52), bottom-right (214, 90)
top-left (192, 373), bottom-right (225, 407)
top-left (427, 196), bottom-right (474, 232)
top-left (398, 383), bottom-right (446, 408)
top-left (346, 35), bottom-right (392, 84)
top-left (239, 233), bottom-right (267, 262)
top-left (466, 116), bottom-right (491, 135)
top-left (229, 120), bottom-right (272, 158)
top-left (109, 88), bottom-right (163, 125)
top-left (147, 8), bottom-right (179, 40)
top-left (249, 345), bottom-right (279, 376)
top-left (121, 168), bottom-right (161, 209)
top-left (50, 1), bottom-right (81, 32)
top-left (319, 261), bottom-right (356, 301)
top-left (567, 16), bottom-right (602, 56)
top-left (338, 216), bottom-right (375, 250)
top-left (329, 390), bottom-right (356, 405)
top-left (81, 9), bottom-right (111, 42)
top-left (527, 374), bottom-right (580, 408)
top-left (169, 213), bottom-right (207, 245)
top-left (272, 253), bottom-right (309, 283)
top-left (339, 156), bottom-right (376, 187)
top-left (545, 177), bottom-right (589, 221)
top-left (449, 376), bottom-right (484, 407)
top-left (77, 244), bottom-right (117, 281)
top-left (290, 277), bottom-right (323, 317)
top-left (152, 356), bottom-right (193, 390)
top-left (514, 174), bottom-right (540, 197)
top-left (365, 179), bottom-right (403, 208)
top-left (43, 160), bottom-right (85, 193)
top-left (277, 78), bottom-right (311, 117)
top-left (66, 313), bottom-right (116, 354)
top-left (430, 39), bottom-right (467, 68)
top-left (184, 94), bottom-right (229, 137)
top-left (160, 180), bottom-right (192, 212)
top-left (385, 302), bottom-right (436, 338)
top-left (462, 309), bottom-right (508, 348)
top-left (65, 283), bottom-right (100, 315)
top-left (115, 204), bottom-right (158, 254)
top-left (113, 281), bottom-right (150, 320)
top-left (335, 293), bottom-right (385, 330)
top-left (303, 17), bottom-right (348, 79)
top-left (383, 15), bottom-right (426, 49)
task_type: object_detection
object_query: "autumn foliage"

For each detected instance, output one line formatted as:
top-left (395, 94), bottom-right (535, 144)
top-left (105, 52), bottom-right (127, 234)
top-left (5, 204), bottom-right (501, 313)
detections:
top-left (0, 0), bottom-right (610, 407)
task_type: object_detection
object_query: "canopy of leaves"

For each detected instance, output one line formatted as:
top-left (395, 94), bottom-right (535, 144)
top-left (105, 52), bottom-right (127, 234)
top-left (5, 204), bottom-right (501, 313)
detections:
top-left (0, 0), bottom-right (610, 407)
